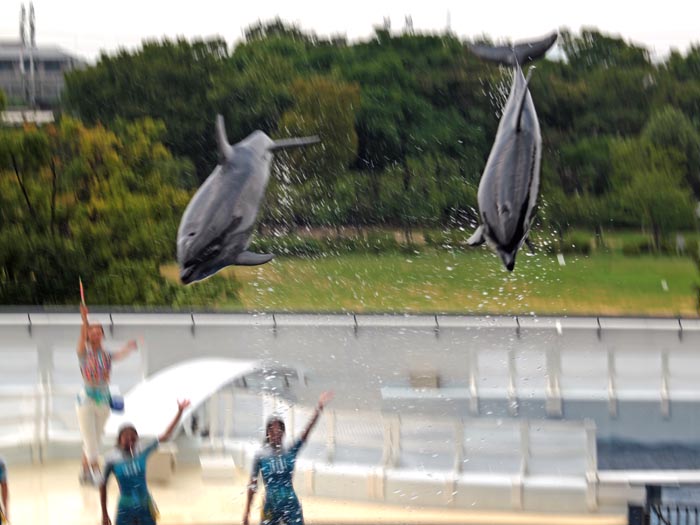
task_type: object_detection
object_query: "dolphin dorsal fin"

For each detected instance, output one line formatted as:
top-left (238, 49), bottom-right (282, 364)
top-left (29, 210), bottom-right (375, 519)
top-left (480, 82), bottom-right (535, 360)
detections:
top-left (216, 115), bottom-right (233, 164)
top-left (516, 67), bottom-right (535, 132)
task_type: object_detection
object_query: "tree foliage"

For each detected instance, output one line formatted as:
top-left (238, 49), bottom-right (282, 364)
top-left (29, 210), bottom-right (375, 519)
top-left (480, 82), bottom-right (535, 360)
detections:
top-left (0, 117), bottom-right (231, 305)
top-left (0, 23), bottom-right (695, 304)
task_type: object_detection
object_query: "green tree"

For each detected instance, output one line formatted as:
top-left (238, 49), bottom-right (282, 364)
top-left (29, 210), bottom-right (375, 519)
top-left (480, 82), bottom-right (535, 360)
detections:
top-left (610, 137), bottom-right (694, 249)
top-left (0, 118), bottom-right (197, 305)
top-left (560, 29), bottom-right (651, 71)
top-left (279, 75), bottom-right (360, 184)
top-left (63, 38), bottom-right (229, 179)
top-left (641, 105), bottom-right (700, 198)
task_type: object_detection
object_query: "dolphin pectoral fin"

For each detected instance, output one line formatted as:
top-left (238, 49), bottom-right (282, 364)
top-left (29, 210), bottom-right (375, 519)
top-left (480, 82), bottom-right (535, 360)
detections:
top-left (269, 136), bottom-right (321, 152)
top-left (216, 114), bottom-right (233, 164)
top-left (525, 238), bottom-right (536, 254)
top-left (516, 68), bottom-right (535, 132)
top-left (467, 226), bottom-right (486, 247)
top-left (234, 251), bottom-right (274, 266)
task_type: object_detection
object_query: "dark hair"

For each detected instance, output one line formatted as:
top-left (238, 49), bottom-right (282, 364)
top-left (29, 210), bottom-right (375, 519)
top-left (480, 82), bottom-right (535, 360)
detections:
top-left (116, 424), bottom-right (138, 447)
top-left (264, 416), bottom-right (285, 444)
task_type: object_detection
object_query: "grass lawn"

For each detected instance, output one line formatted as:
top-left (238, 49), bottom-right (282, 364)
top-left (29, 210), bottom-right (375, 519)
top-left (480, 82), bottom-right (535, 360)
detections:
top-left (162, 249), bottom-right (699, 316)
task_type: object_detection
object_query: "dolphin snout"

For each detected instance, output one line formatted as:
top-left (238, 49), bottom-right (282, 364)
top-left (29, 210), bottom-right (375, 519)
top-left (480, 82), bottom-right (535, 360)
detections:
top-left (180, 266), bottom-right (195, 284)
top-left (500, 252), bottom-right (516, 272)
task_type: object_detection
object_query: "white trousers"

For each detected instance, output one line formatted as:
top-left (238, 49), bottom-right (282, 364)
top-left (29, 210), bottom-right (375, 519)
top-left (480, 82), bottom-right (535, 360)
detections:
top-left (76, 397), bottom-right (110, 463)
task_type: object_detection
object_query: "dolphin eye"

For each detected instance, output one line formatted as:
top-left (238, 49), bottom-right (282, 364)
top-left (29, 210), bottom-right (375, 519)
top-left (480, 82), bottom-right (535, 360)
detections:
top-left (188, 232), bottom-right (196, 237)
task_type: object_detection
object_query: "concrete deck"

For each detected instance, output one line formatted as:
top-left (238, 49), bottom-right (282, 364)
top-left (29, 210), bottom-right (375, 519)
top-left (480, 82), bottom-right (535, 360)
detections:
top-left (5, 461), bottom-right (626, 525)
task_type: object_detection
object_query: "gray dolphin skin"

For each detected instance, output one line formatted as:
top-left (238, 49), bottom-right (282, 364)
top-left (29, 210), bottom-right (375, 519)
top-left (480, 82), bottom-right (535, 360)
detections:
top-left (467, 33), bottom-right (558, 271)
top-left (177, 115), bottom-right (320, 284)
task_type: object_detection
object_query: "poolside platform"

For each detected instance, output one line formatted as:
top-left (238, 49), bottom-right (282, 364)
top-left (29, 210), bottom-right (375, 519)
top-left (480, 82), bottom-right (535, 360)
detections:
top-left (7, 460), bottom-right (626, 525)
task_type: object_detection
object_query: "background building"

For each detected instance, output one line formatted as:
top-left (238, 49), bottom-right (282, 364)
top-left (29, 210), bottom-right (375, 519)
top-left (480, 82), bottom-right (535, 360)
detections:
top-left (0, 39), bottom-right (86, 108)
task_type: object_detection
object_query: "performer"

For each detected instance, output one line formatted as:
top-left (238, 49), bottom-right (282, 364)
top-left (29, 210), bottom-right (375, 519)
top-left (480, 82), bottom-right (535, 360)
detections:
top-left (243, 392), bottom-right (334, 525)
top-left (0, 456), bottom-right (8, 524)
top-left (77, 302), bottom-right (138, 484)
top-left (100, 399), bottom-right (190, 525)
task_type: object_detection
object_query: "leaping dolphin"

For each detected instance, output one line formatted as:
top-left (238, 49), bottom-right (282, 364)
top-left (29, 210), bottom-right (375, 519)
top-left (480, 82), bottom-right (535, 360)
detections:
top-left (177, 116), bottom-right (320, 284)
top-left (467, 32), bottom-right (557, 271)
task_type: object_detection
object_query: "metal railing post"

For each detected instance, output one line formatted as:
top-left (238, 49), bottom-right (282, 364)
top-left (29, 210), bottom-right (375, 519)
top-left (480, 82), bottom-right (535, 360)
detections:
top-left (382, 414), bottom-right (400, 468)
top-left (508, 347), bottom-right (518, 416)
top-left (585, 419), bottom-right (598, 511)
top-left (208, 392), bottom-right (219, 449)
top-left (545, 343), bottom-right (563, 418)
top-left (607, 348), bottom-right (618, 418)
top-left (453, 419), bottom-right (464, 473)
top-left (468, 347), bottom-right (479, 416)
top-left (661, 350), bottom-right (670, 419)
top-left (222, 390), bottom-right (233, 441)
top-left (326, 409), bottom-right (336, 463)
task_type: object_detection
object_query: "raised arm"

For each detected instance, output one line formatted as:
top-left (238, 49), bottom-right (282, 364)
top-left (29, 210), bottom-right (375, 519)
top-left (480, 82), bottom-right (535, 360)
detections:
top-left (300, 391), bottom-right (334, 443)
top-left (76, 303), bottom-right (89, 356)
top-left (111, 339), bottom-right (138, 362)
top-left (158, 399), bottom-right (191, 443)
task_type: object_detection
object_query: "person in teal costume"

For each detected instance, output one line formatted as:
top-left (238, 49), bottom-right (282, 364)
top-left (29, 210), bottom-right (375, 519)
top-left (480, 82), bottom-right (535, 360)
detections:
top-left (0, 457), bottom-right (8, 524)
top-left (100, 399), bottom-right (190, 525)
top-left (243, 391), bottom-right (333, 525)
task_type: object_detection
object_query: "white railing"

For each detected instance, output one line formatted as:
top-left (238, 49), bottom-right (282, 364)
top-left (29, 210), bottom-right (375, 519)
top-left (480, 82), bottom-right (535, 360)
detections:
top-left (203, 389), bottom-right (599, 512)
top-left (0, 313), bottom-right (699, 460)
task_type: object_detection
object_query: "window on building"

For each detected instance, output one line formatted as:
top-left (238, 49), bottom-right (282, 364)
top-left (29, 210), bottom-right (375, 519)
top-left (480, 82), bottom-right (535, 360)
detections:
top-left (0, 60), bottom-right (14, 71)
top-left (43, 60), bottom-right (63, 72)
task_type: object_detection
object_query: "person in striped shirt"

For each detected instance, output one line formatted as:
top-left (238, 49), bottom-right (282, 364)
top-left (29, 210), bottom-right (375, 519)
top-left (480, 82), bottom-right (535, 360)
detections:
top-left (0, 457), bottom-right (8, 524)
top-left (77, 302), bottom-right (138, 484)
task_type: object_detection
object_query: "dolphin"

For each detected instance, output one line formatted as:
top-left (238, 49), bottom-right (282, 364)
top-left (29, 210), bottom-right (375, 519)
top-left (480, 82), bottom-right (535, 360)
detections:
top-left (177, 115), bottom-right (320, 284)
top-left (467, 33), bottom-right (558, 271)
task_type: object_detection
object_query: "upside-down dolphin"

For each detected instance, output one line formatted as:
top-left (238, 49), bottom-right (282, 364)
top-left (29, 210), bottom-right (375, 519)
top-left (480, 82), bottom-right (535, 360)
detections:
top-left (467, 32), bottom-right (558, 271)
top-left (177, 116), bottom-right (320, 284)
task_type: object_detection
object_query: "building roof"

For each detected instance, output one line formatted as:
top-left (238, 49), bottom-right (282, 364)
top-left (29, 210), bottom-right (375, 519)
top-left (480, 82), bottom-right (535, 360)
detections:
top-left (0, 40), bottom-right (86, 63)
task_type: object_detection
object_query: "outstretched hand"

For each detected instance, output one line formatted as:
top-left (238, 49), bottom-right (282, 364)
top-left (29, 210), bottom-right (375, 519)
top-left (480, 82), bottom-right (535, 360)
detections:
top-left (318, 391), bottom-right (334, 410)
top-left (177, 399), bottom-right (191, 413)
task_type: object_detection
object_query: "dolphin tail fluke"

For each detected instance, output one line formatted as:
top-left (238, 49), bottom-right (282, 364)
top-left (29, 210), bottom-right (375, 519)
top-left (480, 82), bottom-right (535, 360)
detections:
top-left (469, 32), bottom-right (557, 66)
top-left (216, 114), bottom-right (233, 164)
top-left (234, 251), bottom-right (274, 266)
top-left (467, 225), bottom-right (486, 246)
top-left (469, 43), bottom-right (518, 66)
top-left (269, 136), bottom-right (321, 152)
top-left (513, 32), bottom-right (558, 64)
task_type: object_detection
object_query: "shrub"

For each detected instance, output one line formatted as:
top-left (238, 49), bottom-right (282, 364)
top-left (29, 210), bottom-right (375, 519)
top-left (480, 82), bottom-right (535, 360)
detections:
top-left (552, 231), bottom-right (593, 255)
top-left (424, 229), bottom-right (471, 249)
top-left (364, 233), bottom-right (400, 254)
top-left (621, 238), bottom-right (655, 255)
